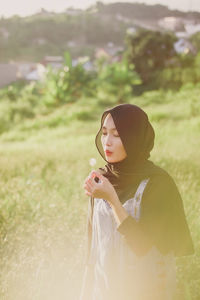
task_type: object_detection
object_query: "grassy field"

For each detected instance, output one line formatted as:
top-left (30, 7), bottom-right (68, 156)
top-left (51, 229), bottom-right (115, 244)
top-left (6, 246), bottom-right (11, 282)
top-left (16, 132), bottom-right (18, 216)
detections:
top-left (0, 87), bottom-right (199, 299)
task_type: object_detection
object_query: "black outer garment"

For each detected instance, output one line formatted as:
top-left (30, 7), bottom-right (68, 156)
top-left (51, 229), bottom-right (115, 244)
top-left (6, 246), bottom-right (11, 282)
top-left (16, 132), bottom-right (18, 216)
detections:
top-left (85, 165), bottom-right (194, 266)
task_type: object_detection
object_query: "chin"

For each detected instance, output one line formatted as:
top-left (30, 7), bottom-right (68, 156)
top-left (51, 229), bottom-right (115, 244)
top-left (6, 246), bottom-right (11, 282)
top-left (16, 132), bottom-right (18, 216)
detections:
top-left (106, 156), bottom-right (120, 163)
top-left (105, 156), bottom-right (115, 163)
top-left (106, 156), bottom-right (127, 163)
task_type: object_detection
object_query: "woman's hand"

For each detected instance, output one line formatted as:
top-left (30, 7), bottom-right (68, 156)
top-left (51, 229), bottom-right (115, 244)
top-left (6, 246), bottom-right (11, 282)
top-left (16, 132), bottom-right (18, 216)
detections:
top-left (83, 170), bottom-right (129, 226)
top-left (83, 170), bottom-right (119, 207)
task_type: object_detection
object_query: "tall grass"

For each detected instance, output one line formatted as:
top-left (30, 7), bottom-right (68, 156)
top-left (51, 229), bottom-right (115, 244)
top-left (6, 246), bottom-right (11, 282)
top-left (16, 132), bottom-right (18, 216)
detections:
top-left (0, 87), bottom-right (199, 299)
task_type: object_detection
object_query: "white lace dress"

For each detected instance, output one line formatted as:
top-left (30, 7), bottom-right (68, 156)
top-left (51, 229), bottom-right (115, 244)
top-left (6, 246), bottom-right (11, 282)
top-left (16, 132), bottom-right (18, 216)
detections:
top-left (88, 178), bottom-right (177, 300)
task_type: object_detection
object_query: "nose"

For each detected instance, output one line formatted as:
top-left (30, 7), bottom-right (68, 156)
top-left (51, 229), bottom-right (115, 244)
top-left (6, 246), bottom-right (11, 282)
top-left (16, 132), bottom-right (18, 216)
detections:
top-left (105, 134), bottom-right (112, 146)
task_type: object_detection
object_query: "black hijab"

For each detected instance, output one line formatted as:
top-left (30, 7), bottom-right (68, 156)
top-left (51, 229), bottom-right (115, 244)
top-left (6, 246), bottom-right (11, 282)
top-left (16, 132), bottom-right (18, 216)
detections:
top-left (95, 103), bottom-right (163, 204)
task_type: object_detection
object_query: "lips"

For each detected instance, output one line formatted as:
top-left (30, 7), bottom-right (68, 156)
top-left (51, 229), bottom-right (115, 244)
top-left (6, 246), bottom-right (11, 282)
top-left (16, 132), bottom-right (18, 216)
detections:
top-left (105, 150), bottom-right (113, 156)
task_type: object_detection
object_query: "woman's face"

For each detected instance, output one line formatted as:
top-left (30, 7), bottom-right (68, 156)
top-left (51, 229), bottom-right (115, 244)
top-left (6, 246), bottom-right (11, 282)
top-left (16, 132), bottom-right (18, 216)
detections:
top-left (101, 113), bottom-right (127, 163)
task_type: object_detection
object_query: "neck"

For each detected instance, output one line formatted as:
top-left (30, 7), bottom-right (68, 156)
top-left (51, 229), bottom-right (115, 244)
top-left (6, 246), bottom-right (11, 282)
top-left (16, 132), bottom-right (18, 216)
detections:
top-left (109, 156), bottom-right (147, 175)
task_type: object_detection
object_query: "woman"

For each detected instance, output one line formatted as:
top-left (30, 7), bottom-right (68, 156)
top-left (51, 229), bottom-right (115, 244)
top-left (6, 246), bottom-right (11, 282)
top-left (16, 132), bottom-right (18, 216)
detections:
top-left (79, 103), bottom-right (194, 300)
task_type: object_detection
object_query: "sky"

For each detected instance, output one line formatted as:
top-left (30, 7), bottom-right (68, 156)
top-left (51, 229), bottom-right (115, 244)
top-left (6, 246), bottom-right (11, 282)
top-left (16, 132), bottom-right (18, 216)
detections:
top-left (0, 0), bottom-right (200, 18)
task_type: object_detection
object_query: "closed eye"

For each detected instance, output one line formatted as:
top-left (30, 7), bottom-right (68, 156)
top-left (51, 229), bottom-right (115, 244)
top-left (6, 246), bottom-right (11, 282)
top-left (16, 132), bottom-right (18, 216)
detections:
top-left (102, 132), bottom-right (120, 137)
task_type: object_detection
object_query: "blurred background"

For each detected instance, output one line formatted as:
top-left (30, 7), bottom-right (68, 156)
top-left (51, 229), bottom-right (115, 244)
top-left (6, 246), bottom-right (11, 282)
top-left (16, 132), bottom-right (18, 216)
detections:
top-left (0, 1), bottom-right (200, 299)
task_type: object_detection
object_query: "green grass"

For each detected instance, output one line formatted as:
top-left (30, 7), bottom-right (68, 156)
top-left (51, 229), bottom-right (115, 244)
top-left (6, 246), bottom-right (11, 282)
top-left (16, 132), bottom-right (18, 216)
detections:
top-left (0, 87), bottom-right (199, 299)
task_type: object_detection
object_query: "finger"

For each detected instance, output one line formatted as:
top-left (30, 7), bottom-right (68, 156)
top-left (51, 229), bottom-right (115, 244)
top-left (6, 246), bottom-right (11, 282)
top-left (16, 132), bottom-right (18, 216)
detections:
top-left (94, 170), bottom-right (101, 176)
top-left (89, 170), bottom-right (96, 177)
top-left (83, 180), bottom-right (92, 190)
top-left (83, 180), bottom-right (89, 188)
top-left (100, 174), bottom-right (106, 181)
top-left (83, 178), bottom-right (91, 187)
top-left (91, 170), bottom-right (101, 177)
top-left (91, 171), bottom-right (96, 176)
top-left (91, 172), bottom-right (102, 181)
top-left (89, 177), bottom-right (99, 188)
top-left (85, 173), bottom-right (92, 181)
top-left (85, 182), bottom-right (93, 191)
top-left (85, 190), bottom-right (92, 195)
top-left (84, 176), bottom-right (93, 185)
top-left (92, 173), bottom-right (104, 183)
top-left (86, 177), bottom-right (93, 184)
top-left (95, 172), bottom-right (104, 179)
top-left (86, 170), bottom-right (95, 179)
top-left (85, 174), bottom-right (95, 182)
top-left (84, 187), bottom-right (92, 197)
top-left (85, 190), bottom-right (92, 196)
top-left (90, 174), bottom-right (97, 181)
top-left (83, 183), bottom-right (89, 189)
top-left (87, 174), bottom-right (101, 186)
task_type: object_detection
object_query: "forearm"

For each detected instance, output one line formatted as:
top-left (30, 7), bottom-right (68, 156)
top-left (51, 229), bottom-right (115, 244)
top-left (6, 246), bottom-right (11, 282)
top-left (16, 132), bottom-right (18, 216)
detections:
top-left (110, 195), bottom-right (152, 256)
top-left (110, 195), bottom-right (129, 226)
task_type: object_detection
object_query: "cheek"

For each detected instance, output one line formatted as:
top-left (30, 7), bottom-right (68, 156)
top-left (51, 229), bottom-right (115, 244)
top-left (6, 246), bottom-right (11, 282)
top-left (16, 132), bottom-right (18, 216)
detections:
top-left (115, 139), bottom-right (125, 153)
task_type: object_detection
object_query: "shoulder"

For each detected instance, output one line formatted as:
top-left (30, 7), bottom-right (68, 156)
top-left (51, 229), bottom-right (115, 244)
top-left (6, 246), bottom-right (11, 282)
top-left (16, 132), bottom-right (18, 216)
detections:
top-left (143, 162), bottom-right (181, 204)
top-left (147, 162), bottom-right (178, 189)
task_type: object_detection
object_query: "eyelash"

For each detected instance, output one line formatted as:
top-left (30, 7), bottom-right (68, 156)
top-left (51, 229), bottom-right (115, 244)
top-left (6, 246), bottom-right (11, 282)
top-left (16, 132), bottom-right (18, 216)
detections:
top-left (102, 132), bottom-right (119, 137)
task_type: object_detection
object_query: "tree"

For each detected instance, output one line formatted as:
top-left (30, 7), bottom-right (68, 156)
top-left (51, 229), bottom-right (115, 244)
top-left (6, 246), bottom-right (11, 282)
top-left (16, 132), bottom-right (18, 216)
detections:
top-left (190, 31), bottom-right (200, 52)
top-left (96, 57), bottom-right (141, 103)
top-left (125, 29), bottom-right (177, 85)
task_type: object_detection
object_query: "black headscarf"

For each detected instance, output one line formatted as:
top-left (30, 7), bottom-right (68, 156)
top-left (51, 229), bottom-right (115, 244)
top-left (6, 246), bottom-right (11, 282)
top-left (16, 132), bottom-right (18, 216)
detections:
top-left (95, 103), bottom-right (163, 204)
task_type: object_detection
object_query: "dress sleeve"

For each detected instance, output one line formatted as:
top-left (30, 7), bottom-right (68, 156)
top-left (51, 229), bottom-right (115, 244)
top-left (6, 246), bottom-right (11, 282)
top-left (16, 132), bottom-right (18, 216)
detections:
top-left (117, 174), bottom-right (194, 257)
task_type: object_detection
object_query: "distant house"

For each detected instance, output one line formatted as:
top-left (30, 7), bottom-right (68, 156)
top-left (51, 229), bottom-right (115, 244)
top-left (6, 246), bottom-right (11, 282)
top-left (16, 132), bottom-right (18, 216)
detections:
top-left (67, 40), bottom-right (77, 48)
top-left (95, 44), bottom-right (123, 63)
top-left (16, 62), bottom-right (38, 78)
top-left (0, 63), bottom-right (18, 88)
top-left (185, 23), bottom-right (200, 36)
top-left (65, 8), bottom-right (82, 16)
top-left (175, 19), bottom-right (200, 38)
top-left (42, 56), bottom-right (63, 70)
top-left (115, 14), bottom-right (132, 24)
top-left (0, 62), bottom-right (46, 88)
top-left (82, 60), bottom-right (94, 71)
top-left (35, 8), bottom-right (55, 17)
top-left (176, 32), bottom-right (188, 39)
top-left (0, 27), bottom-right (9, 39)
top-left (105, 43), bottom-right (124, 56)
top-left (158, 17), bottom-right (185, 32)
top-left (72, 56), bottom-right (94, 71)
top-left (95, 48), bottom-right (111, 61)
top-left (41, 55), bottom-right (94, 72)
top-left (126, 27), bottom-right (136, 35)
top-left (32, 38), bottom-right (47, 46)
top-left (174, 38), bottom-right (196, 55)
top-left (25, 64), bottom-right (46, 81)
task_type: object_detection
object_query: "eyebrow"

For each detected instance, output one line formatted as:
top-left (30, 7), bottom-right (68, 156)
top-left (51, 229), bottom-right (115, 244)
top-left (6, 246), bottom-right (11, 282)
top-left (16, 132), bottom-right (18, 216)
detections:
top-left (102, 126), bottom-right (117, 131)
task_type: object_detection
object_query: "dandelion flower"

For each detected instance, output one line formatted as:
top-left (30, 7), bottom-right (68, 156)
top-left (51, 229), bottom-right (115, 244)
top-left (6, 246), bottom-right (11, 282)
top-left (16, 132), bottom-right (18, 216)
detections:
top-left (89, 158), bottom-right (96, 167)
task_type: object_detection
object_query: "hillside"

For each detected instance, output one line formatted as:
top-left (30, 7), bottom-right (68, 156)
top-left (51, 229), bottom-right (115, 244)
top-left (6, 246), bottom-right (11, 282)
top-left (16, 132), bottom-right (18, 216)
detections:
top-left (0, 2), bottom-right (200, 62)
top-left (97, 2), bottom-right (200, 19)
